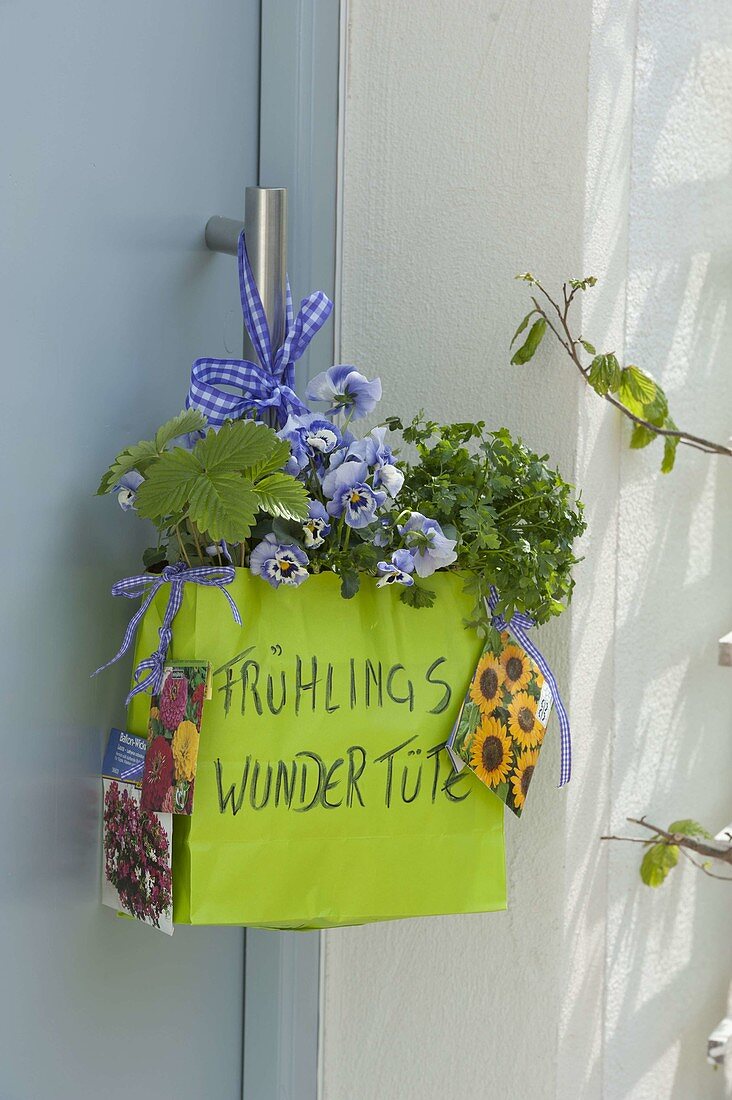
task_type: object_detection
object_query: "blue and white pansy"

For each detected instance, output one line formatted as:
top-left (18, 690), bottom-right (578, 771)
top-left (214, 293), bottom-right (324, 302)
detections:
top-left (323, 461), bottom-right (387, 529)
top-left (398, 512), bottom-right (458, 578)
top-left (302, 500), bottom-right (331, 549)
top-left (376, 549), bottom-right (415, 588)
top-left (327, 426), bottom-right (404, 498)
top-left (307, 365), bottom-right (382, 421)
top-left (278, 413), bottom-right (343, 473)
top-left (114, 469), bottom-right (144, 512)
top-left (249, 534), bottom-right (309, 588)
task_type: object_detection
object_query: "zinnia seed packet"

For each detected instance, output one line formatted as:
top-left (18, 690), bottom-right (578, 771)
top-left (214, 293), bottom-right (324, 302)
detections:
top-left (447, 633), bottom-right (552, 817)
top-left (141, 662), bottom-right (208, 816)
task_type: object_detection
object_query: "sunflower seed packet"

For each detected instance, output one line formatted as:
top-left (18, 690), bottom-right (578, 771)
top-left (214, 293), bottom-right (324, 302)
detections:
top-left (446, 633), bottom-right (552, 817)
top-left (141, 662), bottom-right (209, 816)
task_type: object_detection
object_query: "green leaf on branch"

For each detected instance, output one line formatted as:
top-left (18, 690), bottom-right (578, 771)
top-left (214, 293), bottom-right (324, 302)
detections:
top-left (142, 545), bottom-right (168, 570)
top-left (154, 408), bottom-right (207, 451)
top-left (640, 842), bottom-right (679, 887)
top-left (136, 449), bottom-right (201, 518)
top-left (188, 475), bottom-right (259, 542)
top-left (510, 311), bottom-right (537, 347)
top-left (400, 584), bottom-right (437, 609)
top-left (568, 276), bottom-right (597, 291)
top-left (618, 365), bottom-right (658, 413)
top-left (253, 473), bottom-right (309, 521)
top-left (630, 424), bottom-right (658, 450)
top-left (588, 353), bottom-right (622, 397)
top-left (661, 419), bottom-right (680, 473)
top-left (97, 438), bottom-right (159, 495)
top-left (511, 318), bottom-right (547, 365)
top-left (97, 409), bottom-right (208, 495)
top-left (515, 272), bottom-right (536, 284)
top-left (247, 437), bottom-right (292, 480)
top-left (580, 339), bottom-right (596, 355)
top-left (136, 420), bottom-right (304, 542)
top-left (668, 819), bottom-right (712, 838)
top-left (194, 420), bottom-right (277, 474)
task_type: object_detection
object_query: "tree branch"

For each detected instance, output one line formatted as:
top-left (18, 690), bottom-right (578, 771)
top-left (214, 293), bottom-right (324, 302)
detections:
top-left (528, 281), bottom-right (732, 459)
top-left (626, 816), bottom-right (732, 863)
top-left (602, 816), bottom-right (732, 884)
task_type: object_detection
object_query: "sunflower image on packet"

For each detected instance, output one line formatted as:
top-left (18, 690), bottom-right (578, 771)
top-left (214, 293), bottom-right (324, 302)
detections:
top-left (446, 634), bottom-right (552, 817)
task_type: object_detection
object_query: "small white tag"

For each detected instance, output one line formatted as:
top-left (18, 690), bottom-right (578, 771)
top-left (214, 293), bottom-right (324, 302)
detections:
top-left (447, 744), bottom-right (467, 773)
top-left (445, 702), bottom-right (467, 773)
top-left (537, 680), bottom-right (553, 727)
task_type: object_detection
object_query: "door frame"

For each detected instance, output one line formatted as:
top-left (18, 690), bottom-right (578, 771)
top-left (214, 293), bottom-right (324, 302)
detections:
top-left (242, 3), bottom-right (344, 1098)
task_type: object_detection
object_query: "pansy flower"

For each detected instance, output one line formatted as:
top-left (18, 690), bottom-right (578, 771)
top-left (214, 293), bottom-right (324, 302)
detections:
top-left (323, 462), bottom-right (386, 529)
top-left (302, 500), bottom-right (331, 549)
top-left (249, 533), bottom-right (309, 588)
top-left (114, 469), bottom-right (143, 512)
top-left (278, 413), bottom-right (343, 473)
top-left (374, 462), bottom-right (404, 497)
top-left (303, 417), bottom-right (342, 457)
top-left (205, 540), bottom-right (233, 563)
top-left (307, 365), bottom-right (382, 421)
top-left (398, 512), bottom-right (458, 577)
top-left (168, 429), bottom-right (206, 451)
top-left (329, 427), bottom-right (404, 497)
top-left (376, 549), bottom-right (415, 588)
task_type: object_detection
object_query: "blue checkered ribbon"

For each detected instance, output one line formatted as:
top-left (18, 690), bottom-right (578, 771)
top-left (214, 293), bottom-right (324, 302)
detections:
top-left (487, 587), bottom-right (572, 786)
top-left (93, 563), bottom-right (241, 705)
top-left (186, 230), bottom-right (333, 426)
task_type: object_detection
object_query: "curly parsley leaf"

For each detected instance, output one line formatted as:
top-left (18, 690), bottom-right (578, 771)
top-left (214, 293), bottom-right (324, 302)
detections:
top-left (398, 584), bottom-right (436, 609)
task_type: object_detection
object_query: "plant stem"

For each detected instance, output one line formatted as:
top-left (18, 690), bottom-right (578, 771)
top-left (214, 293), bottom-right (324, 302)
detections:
top-left (174, 525), bottom-right (191, 567)
top-left (529, 283), bottom-right (732, 459)
top-left (498, 493), bottom-right (551, 518)
top-left (188, 520), bottom-right (204, 564)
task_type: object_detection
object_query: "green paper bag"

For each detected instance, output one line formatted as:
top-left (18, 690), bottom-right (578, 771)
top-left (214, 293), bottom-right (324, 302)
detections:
top-left (127, 569), bottom-right (506, 928)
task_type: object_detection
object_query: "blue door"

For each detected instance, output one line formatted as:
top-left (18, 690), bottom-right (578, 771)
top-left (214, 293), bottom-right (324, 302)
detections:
top-left (0, 3), bottom-right (259, 1096)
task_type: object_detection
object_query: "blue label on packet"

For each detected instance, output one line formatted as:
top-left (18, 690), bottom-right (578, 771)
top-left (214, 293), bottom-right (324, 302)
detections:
top-left (102, 728), bottom-right (147, 784)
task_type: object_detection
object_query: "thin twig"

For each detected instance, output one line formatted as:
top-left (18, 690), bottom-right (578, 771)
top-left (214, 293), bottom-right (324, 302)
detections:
top-left (678, 848), bottom-right (732, 882)
top-left (528, 282), bottom-right (732, 459)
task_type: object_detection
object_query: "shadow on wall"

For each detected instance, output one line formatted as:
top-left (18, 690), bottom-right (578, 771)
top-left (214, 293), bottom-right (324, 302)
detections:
top-left (571, 1), bottom-right (732, 1096)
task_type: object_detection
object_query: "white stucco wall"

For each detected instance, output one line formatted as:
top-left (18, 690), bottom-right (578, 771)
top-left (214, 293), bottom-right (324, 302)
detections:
top-left (322, 2), bottom-right (732, 1098)
top-left (604, 3), bottom-right (732, 1097)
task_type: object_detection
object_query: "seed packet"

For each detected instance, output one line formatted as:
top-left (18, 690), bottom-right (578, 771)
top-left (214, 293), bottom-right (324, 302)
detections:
top-left (101, 727), bottom-right (147, 785)
top-left (447, 633), bottom-right (552, 817)
top-left (102, 778), bottom-right (173, 934)
top-left (141, 662), bottom-right (208, 815)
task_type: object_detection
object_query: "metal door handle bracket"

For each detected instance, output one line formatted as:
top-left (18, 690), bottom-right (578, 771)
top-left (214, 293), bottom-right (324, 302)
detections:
top-left (204, 216), bottom-right (245, 256)
top-left (204, 187), bottom-right (288, 357)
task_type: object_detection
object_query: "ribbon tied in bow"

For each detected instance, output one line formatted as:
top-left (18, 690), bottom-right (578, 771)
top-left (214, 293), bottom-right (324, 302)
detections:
top-left (186, 231), bottom-right (332, 427)
top-left (93, 562), bottom-right (242, 705)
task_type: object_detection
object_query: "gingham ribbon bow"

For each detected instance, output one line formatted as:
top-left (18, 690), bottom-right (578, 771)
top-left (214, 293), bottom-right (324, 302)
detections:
top-left (93, 563), bottom-right (241, 705)
top-left (487, 586), bottom-right (572, 786)
top-left (186, 230), bottom-right (333, 426)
